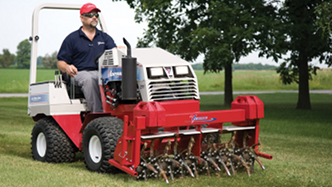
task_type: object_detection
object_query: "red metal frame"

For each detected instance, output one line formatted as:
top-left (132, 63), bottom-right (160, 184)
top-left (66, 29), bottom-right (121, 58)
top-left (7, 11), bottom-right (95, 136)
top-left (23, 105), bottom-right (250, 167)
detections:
top-left (107, 95), bottom-right (273, 176)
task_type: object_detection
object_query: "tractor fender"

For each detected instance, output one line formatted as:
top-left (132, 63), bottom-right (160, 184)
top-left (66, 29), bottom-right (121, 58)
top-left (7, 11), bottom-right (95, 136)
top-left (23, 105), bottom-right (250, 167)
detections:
top-left (79, 113), bottom-right (112, 133)
top-left (32, 113), bottom-right (47, 122)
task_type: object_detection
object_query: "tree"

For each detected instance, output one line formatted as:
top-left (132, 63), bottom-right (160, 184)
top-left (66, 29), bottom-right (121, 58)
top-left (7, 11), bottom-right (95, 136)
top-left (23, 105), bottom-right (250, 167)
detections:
top-left (16, 39), bottom-right (31, 69)
top-left (41, 51), bottom-right (58, 69)
top-left (315, 1), bottom-right (332, 36)
top-left (120, 0), bottom-right (280, 106)
top-left (0, 49), bottom-right (15, 68)
top-left (276, 0), bottom-right (332, 109)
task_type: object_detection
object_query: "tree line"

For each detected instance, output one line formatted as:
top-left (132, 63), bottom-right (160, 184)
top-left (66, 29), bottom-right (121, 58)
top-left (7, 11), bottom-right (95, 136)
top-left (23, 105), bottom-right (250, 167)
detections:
top-left (0, 39), bottom-right (57, 69)
top-left (192, 63), bottom-right (277, 71)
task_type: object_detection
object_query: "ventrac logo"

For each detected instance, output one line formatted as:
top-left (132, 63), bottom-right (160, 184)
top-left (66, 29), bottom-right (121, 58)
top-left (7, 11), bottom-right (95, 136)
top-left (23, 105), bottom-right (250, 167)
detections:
top-left (189, 114), bottom-right (217, 124)
top-left (108, 70), bottom-right (122, 78)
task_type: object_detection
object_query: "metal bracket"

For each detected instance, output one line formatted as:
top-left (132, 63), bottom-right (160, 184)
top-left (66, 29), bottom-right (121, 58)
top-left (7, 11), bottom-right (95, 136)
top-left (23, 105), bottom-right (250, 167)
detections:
top-left (119, 151), bottom-right (127, 158)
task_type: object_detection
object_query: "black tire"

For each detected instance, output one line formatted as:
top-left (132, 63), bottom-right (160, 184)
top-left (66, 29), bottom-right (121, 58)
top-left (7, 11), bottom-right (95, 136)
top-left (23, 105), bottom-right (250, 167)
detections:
top-left (82, 117), bottom-right (123, 173)
top-left (31, 117), bottom-right (76, 163)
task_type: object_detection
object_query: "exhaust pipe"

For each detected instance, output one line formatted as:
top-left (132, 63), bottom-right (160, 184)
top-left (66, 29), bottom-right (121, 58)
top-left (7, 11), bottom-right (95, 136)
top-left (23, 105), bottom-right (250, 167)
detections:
top-left (121, 38), bottom-right (137, 101)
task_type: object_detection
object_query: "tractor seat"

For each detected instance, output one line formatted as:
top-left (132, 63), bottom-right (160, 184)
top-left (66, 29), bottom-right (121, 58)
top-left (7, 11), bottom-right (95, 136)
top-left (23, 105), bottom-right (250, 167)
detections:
top-left (61, 72), bottom-right (85, 99)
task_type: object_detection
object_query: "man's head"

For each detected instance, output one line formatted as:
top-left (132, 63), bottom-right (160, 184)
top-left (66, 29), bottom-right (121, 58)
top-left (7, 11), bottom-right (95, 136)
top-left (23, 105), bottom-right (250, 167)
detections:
top-left (80, 3), bottom-right (101, 28)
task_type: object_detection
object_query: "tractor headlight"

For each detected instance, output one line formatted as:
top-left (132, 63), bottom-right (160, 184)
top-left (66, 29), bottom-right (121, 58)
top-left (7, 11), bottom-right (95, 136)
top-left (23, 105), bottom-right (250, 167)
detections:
top-left (174, 66), bottom-right (189, 76)
top-left (149, 67), bottom-right (164, 77)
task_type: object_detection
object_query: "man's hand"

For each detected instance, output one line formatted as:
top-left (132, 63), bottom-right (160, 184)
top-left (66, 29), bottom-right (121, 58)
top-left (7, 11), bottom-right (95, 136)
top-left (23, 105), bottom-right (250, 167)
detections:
top-left (66, 64), bottom-right (78, 77)
top-left (57, 61), bottom-right (77, 77)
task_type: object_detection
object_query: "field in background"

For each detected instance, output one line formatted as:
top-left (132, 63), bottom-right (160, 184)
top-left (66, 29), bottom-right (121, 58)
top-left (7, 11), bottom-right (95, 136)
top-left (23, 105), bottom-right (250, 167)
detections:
top-left (0, 69), bottom-right (55, 93)
top-left (196, 69), bottom-right (332, 91)
top-left (0, 93), bottom-right (331, 186)
top-left (0, 68), bottom-right (331, 93)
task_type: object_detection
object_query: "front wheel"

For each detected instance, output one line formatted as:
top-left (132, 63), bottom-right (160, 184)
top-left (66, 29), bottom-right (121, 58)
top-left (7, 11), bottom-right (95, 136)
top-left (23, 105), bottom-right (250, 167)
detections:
top-left (82, 117), bottom-right (123, 173)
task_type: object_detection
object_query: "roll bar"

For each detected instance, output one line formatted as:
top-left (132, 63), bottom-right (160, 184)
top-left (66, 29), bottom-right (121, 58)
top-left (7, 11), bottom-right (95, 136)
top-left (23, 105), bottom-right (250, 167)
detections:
top-left (29, 3), bottom-right (108, 85)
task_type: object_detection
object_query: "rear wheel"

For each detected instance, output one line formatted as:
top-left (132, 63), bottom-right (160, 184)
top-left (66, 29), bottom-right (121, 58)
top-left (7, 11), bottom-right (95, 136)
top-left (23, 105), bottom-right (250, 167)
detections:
top-left (31, 117), bottom-right (76, 163)
top-left (82, 117), bottom-right (123, 173)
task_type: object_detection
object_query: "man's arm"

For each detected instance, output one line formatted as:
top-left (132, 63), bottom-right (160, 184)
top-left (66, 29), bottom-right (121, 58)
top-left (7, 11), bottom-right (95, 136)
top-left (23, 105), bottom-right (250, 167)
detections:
top-left (57, 60), bottom-right (78, 77)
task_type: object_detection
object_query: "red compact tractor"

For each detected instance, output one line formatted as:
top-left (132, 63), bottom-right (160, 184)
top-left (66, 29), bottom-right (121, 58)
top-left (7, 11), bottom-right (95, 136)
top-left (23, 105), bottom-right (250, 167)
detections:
top-left (28, 4), bottom-right (272, 183)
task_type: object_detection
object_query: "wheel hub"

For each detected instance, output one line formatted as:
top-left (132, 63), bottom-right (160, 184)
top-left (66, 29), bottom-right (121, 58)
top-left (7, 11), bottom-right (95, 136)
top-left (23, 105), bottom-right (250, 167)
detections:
top-left (36, 132), bottom-right (46, 157)
top-left (89, 135), bottom-right (102, 163)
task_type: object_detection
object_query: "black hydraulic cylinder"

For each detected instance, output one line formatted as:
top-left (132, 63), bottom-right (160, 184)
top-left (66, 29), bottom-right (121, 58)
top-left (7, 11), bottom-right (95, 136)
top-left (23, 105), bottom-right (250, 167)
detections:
top-left (122, 38), bottom-right (137, 100)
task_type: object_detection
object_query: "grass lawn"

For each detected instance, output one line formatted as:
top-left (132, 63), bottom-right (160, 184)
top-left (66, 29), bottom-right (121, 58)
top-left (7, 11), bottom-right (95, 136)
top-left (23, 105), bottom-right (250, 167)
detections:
top-left (0, 93), bottom-right (331, 186)
top-left (0, 69), bottom-right (56, 93)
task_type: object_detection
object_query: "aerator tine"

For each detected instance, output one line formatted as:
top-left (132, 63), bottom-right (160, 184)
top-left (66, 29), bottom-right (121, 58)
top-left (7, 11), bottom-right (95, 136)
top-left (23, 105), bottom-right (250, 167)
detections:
top-left (157, 160), bottom-right (169, 184)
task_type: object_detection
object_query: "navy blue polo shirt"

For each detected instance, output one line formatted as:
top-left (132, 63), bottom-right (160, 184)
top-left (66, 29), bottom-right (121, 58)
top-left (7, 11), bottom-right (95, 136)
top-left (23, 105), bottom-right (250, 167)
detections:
top-left (57, 27), bottom-right (116, 71)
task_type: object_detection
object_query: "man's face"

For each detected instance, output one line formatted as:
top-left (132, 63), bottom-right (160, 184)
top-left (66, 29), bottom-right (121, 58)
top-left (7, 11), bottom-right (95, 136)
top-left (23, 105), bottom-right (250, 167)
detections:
top-left (81, 10), bottom-right (99, 28)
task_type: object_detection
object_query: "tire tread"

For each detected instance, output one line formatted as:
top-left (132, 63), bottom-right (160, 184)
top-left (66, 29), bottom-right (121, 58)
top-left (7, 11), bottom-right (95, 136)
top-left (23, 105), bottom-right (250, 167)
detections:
top-left (31, 117), bottom-right (76, 163)
top-left (82, 117), bottom-right (123, 173)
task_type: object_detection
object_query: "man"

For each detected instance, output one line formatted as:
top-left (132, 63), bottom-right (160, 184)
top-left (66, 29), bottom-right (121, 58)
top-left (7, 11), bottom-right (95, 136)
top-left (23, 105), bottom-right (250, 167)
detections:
top-left (57, 3), bottom-right (116, 112)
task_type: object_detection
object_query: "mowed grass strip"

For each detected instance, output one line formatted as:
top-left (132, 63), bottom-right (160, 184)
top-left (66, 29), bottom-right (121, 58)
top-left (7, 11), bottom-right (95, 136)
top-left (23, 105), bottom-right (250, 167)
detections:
top-left (1, 93), bottom-right (332, 186)
top-left (1, 68), bottom-right (332, 93)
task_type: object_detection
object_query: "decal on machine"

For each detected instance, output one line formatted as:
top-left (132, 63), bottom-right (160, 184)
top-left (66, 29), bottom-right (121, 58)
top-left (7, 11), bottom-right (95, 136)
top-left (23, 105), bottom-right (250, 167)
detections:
top-left (29, 93), bottom-right (49, 105)
top-left (101, 66), bottom-right (145, 83)
top-left (165, 67), bottom-right (172, 75)
top-left (188, 114), bottom-right (216, 124)
top-left (102, 67), bottom-right (122, 82)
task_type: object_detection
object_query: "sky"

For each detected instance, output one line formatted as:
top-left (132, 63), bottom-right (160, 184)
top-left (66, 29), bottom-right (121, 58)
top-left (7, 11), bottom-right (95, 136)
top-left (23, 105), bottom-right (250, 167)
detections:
top-left (0, 0), bottom-right (145, 57)
top-left (0, 0), bottom-right (329, 68)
